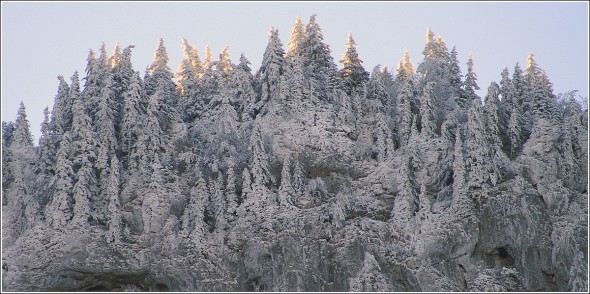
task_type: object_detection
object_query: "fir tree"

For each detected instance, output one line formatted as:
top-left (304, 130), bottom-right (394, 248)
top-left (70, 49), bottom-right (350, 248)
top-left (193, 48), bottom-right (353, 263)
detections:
top-left (257, 27), bottom-right (285, 112)
top-left (463, 54), bottom-right (480, 105)
top-left (420, 82), bottom-right (437, 138)
top-left (339, 33), bottom-right (369, 95)
top-left (45, 131), bottom-right (74, 229)
top-left (106, 156), bottom-right (122, 243)
top-left (300, 14), bottom-right (339, 94)
top-left (287, 16), bottom-right (306, 58)
top-left (249, 122), bottom-right (275, 191)
top-left (483, 82), bottom-right (501, 150)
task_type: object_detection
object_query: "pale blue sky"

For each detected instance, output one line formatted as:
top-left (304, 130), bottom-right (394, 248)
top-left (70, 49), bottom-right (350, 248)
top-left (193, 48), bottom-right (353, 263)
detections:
top-left (2, 1), bottom-right (588, 142)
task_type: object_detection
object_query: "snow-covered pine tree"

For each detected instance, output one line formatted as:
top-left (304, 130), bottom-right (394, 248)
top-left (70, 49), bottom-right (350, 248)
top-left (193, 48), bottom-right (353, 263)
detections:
top-left (106, 156), bottom-right (122, 244)
top-left (300, 14), bottom-right (339, 96)
top-left (211, 169), bottom-right (227, 243)
top-left (395, 48), bottom-right (415, 85)
top-left (507, 101), bottom-right (523, 159)
top-left (3, 103), bottom-right (40, 243)
top-left (70, 94), bottom-right (98, 228)
top-left (141, 154), bottom-right (167, 234)
top-left (390, 155), bottom-right (418, 225)
top-left (420, 82), bottom-right (437, 138)
top-left (225, 157), bottom-right (239, 222)
top-left (463, 54), bottom-right (480, 106)
top-left (182, 168), bottom-right (208, 248)
top-left (95, 78), bottom-right (119, 224)
top-left (249, 122), bottom-right (275, 195)
top-left (483, 82), bottom-right (502, 151)
top-left (47, 76), bottom-right (71, 151)
top-left (396, 77), bottom-right (415, 147)
top-left (464, 99), bottom-right (495, 190)
top-left (364, 66), bottom-right (388, 115)
top-left (257, 27), bottom-right (285, 115)
top-left (287, 16), bottom-right (306, 59)
top-left (524, 52), bottom-right (558, 126)
top-left (119, 72), bottom-right (144, 168)
top-left (339, 33), bottom-right (369, 95)
top-left (45, 131), bottom-right (74, 229)
top-left (230, 54), bottom-right (257, 121)
top-left (448, 46), bottom-right (463, 100)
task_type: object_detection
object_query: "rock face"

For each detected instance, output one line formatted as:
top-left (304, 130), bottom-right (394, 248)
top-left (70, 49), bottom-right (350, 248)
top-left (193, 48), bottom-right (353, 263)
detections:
top-left (1, 21), bottom-right (587, 292)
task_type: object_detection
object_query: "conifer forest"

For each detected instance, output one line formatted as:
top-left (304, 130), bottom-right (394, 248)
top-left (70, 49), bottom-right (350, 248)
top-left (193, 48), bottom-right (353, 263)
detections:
top-left (1, 15), bottom-right (588, 291)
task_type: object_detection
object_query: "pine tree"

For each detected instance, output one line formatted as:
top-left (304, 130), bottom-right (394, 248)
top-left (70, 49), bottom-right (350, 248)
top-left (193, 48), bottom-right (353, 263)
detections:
top-left (524, 52), bottom-right (558, 125)
top-left (225, 158), bottom-right (239, 221)
top-left (142, 154), bottom-right (166, 234)
top-left (448, 46), bottom-right (463, 97)
top-left (211, 170), bottom-right (227, 243)
top-left (507, 100), bottom-right (523, 159)
top-left (249, 122), bottom-right (275, 191)
top-left (48, 75), bottom-right (71, 143)
top-left (420, 82), bottom-right (437, 138)
top-left (120, 72), bottom-right (144, 167)
top-left (95, 78), bottom-right (119, 224)
top-left (287, 16), bottom-right (306, 58)
top-left (217, 47), bottom-right (233, 74)
top-left (364, 66), bottom-right (388, 115)
top-left (395, 48), bottom-right (415, 84)
top-left (464, 100), bottom-right (492, 189)
top-left (257, 27), bottom-right (285, 110)
top-left (339, 33), bottom-right (369, 95)
top-left (230, 54), bottom-right (257, 121)
top-left (390, 156), bottom-right (418, 223)
top-left (108, 42), bottom-right (122, 69)
top-left (4, 102), bottom-right (40, 241)
top-left (452, 128), bottom-right (467, 197)
top-left (463, 54), bottom-right (480, 105)
top-left (300, 14), bottom-right (338, 94)
top-left (70, 92), bottom-right (98, 227)
top-left (106, 156), bottom-right (122, 243)
top-left (396, 78), bottom-right (415, 147)
top-left (182, 169), bottom-right (208, 248)
top-left (483, 82), bottom-right (501, 150)
top-left (45, 131), bottom-right (74, 229)
top-left (35, 107), bottom-right (54, 206)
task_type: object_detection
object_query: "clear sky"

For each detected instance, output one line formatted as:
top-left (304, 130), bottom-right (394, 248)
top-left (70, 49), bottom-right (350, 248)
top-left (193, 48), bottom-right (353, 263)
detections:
top-left (2, 1), bottom-right (588, 143)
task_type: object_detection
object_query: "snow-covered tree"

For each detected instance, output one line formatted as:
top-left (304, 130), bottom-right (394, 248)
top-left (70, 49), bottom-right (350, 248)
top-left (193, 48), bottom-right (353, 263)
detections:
top-left (339, 33), bottom-right (369, 95)
top-left (524, 52), bottom-right (558, 125)
top-left (230, 54), bottom-right (257, 120)
top-left (300, 14), bottom-right (339, 94)
top-left (287, 16), bottom-right (306, 58)
top-left (45, 132), bottom-right (74, 229)
top-left (506, 101), bottom-right (523, 159)
top-left (119, 72), bottom-right (144, 168)
top-left (395, 48), bottom-right (415, 84)
top-left (225, 158), bottom-right (239, 221)
top-left (249, 122), bottom-right (275, 191)
top-left (463, 54), bottom-right (480, 105)
top-left (396, 78), bottom-right (415, 147)
top-left (106, 156), bottom-right (122, 243)
top-left (420, 82), bottom-right (437, 138)
top-left (181, 168), bottom-right (208, 248)
top-left (141, 154), bottom-right (167, 234)
top-left (390, 156), bottom-right (418, 223)
top-left (483, 82), bottom-right (501, 150)
top-left (257, 27), bottom-right (285, 112)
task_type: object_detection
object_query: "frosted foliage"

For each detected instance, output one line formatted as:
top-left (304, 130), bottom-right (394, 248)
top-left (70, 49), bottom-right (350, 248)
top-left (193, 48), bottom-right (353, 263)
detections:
top-left (2, 27), bottom-right (586, 292)
top-left (287, 16), bottom-right (306, 57)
